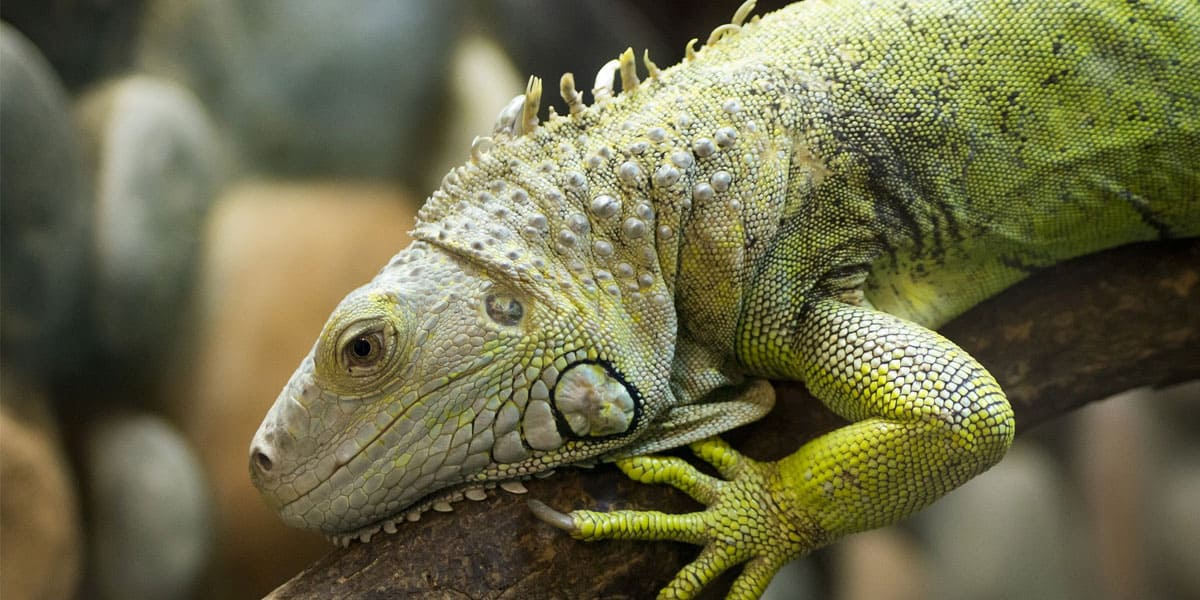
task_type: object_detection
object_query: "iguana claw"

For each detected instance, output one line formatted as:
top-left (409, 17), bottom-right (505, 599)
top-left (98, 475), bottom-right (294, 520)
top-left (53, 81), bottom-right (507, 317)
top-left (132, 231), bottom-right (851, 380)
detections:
top-left (531, 437), bottom-right (824, 599)
top-left (527, 499), bottom-right (578, 533)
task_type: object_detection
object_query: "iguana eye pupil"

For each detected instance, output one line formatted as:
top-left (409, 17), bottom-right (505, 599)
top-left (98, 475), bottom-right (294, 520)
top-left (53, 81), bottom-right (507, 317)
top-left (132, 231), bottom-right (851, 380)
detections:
top-left (485, 294), bottom-right (523, 326)
top-left (352, 337), bottom-right (373, 357)
top-left (339, 328), bottom-right (388, 373)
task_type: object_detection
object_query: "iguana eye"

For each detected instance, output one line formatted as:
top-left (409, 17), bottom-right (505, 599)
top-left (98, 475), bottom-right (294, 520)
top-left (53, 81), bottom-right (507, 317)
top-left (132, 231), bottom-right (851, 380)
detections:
top-left (343, 330), bottom-right (385, 368)
top-left (485, 294), bottom-right (523, 326)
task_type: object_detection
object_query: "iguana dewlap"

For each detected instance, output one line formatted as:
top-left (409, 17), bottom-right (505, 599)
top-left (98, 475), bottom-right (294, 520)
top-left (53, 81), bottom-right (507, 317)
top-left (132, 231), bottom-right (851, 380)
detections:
top-left (250, 0), bottom-right (1199, 597)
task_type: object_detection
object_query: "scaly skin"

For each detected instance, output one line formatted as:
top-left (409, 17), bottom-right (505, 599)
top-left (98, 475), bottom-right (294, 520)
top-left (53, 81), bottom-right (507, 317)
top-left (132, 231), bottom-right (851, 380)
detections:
top-left (251, 0), bottom-right (1200, 597)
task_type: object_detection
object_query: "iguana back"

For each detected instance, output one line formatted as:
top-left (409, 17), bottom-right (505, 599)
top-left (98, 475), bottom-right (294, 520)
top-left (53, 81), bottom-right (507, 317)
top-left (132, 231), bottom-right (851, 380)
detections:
top-left (678, 0), bottom-right (1200, 336)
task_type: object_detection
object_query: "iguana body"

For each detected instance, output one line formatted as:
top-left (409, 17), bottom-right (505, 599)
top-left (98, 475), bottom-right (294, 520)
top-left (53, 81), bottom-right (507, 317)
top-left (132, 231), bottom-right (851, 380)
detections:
top-left (251, 0), bottom-right (1200, 597)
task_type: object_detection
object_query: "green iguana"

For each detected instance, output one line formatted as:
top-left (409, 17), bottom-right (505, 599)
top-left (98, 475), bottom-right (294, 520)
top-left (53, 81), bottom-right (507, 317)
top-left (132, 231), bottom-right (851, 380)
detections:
top-left (250, 0), bottom-right (1200, 597)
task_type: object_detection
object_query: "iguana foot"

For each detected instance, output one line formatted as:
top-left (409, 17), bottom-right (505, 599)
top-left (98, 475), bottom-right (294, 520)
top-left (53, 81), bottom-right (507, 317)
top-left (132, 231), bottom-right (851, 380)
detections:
top-left (529, 437), bottom-right (825, 599)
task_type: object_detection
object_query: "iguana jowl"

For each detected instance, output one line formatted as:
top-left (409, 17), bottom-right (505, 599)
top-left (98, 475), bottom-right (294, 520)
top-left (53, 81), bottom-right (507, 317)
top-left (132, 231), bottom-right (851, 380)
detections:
top-left (250, 0), bottom-right (1200, 596)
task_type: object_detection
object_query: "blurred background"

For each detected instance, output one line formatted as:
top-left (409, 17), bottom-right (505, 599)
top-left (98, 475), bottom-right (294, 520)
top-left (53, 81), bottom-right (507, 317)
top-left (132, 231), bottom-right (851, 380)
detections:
top-left (0, 1), bottom-right (1196, 598)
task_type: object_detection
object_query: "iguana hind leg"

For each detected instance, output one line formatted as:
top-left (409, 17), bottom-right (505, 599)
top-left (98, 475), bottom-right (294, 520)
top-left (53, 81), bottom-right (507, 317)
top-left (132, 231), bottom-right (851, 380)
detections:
top-left (533, 299), bottom-right (1015, 599)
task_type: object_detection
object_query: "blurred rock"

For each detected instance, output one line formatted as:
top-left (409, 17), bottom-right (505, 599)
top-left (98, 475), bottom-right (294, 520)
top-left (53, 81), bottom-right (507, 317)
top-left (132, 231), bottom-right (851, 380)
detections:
top-left (76, 75), bottom-right (223, 368)
top-left (137, 0), bottom-right (461, 184)
top-left (1157, 460), bottom-right (1200, 599)
top-left (0, 373), bottom-right (83, 600)
top-left (833, 528), bottom-right (930, 600)
top-left (1153, 380), bottom-right (1200, 432)
top-left (1143, 382), bottom-right (1200, 599)
top-left (762, 556), bottom-right (822, 600)
top-left (1073, 389), bottom-right (1153, 600)
top-left (82, 413), bottom-right (214, 600)
top-left (917, 442), bottom-right (1089, 600)
top-left (0, 24), bottom-right (94, 378)
top-left (0, 0), bottom-right (146, 91)
top-left (178, 182), bottom-right (417, 599)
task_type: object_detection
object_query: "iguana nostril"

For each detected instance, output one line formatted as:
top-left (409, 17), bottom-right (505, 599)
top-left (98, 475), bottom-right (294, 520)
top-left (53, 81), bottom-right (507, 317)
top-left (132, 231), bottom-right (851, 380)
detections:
top-left (252, 447), bottom-right (274, 473)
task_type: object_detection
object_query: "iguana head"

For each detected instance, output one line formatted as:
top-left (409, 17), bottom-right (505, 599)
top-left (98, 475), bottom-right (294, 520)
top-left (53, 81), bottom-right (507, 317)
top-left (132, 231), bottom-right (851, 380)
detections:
top-left (248, 231), bottom-right (679, 539)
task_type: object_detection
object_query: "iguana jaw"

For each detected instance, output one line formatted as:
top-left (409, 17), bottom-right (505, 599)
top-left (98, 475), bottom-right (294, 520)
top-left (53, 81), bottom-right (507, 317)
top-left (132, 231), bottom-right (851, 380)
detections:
top-left (251, 351), bottom-right (651, 537)
top-left (321, 472), bottom-right (550, 547)
top-left (251, 364), bottom-right (640, 539)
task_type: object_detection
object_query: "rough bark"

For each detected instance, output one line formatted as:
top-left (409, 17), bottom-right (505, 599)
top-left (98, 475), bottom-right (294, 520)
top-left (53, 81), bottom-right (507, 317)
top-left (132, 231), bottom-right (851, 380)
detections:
top-left (265, 238), bottom-right (1199, 600)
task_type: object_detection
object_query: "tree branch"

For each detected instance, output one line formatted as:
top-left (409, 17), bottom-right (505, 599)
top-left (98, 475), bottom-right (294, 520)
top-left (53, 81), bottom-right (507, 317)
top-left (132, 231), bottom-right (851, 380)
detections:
top-left (265, 239), bottom-right (1199, 599)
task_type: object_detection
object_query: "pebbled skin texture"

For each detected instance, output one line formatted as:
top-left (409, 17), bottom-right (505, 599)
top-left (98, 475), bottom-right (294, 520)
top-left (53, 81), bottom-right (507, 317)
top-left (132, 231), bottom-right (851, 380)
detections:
top-left (251, 0), bottom-right (1200, 596)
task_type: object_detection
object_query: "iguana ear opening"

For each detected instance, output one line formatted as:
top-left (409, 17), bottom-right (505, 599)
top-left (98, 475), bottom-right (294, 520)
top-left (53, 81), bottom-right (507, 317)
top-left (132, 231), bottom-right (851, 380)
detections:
top-left (611, 379), bottom-right (775, 458)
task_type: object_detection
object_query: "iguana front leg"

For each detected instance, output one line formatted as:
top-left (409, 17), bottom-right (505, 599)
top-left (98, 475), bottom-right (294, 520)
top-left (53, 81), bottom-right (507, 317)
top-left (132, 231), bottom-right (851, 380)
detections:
top-left (533, 299), bottom-right (1016, 598)
top-left (531, 438), bottom-right (815, 599)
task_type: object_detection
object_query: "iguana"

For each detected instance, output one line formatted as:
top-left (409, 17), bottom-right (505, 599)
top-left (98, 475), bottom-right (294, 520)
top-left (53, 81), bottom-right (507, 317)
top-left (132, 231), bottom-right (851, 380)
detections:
top-left (250, 0), bottom-right (1200, 597)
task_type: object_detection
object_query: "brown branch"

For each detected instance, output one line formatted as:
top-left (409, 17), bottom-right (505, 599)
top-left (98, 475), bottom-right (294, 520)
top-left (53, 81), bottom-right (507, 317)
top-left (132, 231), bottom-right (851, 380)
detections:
top-left (265, 239), bottom-right (1199, 599)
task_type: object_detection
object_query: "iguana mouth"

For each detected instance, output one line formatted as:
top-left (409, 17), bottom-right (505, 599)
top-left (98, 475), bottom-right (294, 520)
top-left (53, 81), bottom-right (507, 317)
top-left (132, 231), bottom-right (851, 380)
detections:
top-left (325, 473), bottom-right (548, 547)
